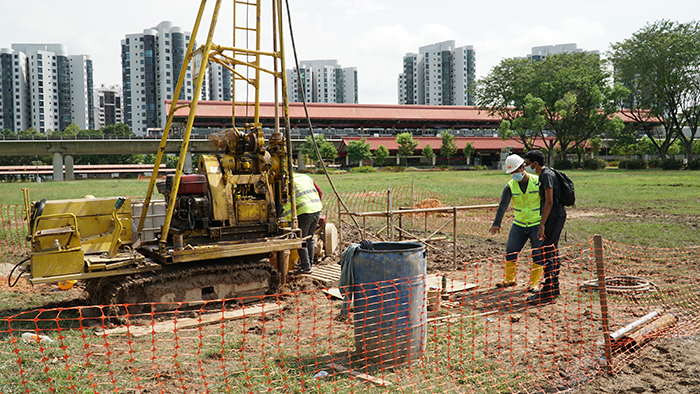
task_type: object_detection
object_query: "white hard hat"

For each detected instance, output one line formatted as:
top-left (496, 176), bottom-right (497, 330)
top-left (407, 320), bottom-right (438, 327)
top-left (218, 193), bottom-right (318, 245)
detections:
top-left (504, 155), bottom-right (525, 174)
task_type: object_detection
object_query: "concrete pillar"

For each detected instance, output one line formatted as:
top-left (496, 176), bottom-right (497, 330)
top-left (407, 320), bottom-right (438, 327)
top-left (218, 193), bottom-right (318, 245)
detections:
top-left (184, 151), bottom-right (193, 173)
top-left (396, 155), bottom-right (400, 165)
top-left (64, 155), bottom-right (74, 181)
top-left (432, 156), bottom-right (436, 166)
top-left (52, 152), bottom-right (64, 182)
top-left (297, 150), bottom-right (305, 170)
top-left (346, 155), bottom-right (350, 166)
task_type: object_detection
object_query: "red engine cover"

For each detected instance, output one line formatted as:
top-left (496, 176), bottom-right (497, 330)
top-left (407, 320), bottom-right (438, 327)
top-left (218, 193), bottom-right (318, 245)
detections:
top-left (178, 174), bottom-right (208, 195)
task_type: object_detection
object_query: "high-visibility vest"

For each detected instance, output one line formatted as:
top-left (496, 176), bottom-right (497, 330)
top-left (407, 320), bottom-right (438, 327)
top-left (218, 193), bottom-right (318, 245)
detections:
top-left (283, 173), bottom-right (322, 220)
top-left (508, 174), bottom-right (541, 228)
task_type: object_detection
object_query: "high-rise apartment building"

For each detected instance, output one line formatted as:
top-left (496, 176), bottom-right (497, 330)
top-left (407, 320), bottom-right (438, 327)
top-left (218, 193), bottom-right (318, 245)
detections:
top-left (94, 84), bottom-right (124, 129)
top-left (286, 60), bottom-right (358, 104)
top-left (122, 21), bottom-right (196, 136)
top-left (0, 48), bottom-right (29, 132)
top-left (203, 62), bottom-right (232, 101)
top-left (398, 41), bottom-right (476, 106)
top-left (0, 44), bottom-right (94, 133)
top-left (526, 43), bottom-right (597, 61)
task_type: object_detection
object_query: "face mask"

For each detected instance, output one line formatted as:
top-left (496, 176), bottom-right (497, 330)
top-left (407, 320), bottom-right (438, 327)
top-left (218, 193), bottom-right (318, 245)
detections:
top-left (511, 172), bottom-right (524, 182)
top-left (525, 165), bottom-right (536, 174)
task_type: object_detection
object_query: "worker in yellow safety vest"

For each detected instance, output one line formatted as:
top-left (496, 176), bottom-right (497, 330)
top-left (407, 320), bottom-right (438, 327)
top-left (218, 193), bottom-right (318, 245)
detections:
top-left (283, 173), bottom-right (323, 275)
top-left (488, 154), bottom-right (544, 291)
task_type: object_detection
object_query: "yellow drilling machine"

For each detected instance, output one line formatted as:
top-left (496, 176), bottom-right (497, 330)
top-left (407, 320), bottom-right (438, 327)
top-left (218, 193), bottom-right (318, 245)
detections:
top-left (19, 0), bottom-right (337, 310)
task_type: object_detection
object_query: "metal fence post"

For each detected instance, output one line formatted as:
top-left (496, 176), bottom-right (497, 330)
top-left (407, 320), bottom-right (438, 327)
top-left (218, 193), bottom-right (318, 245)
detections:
top-left (338, 196), bottom-right (342, 250)
top-left (594, 234), bottom-right (613, 375)
top-left (453, 207), bottom-right (458, 270)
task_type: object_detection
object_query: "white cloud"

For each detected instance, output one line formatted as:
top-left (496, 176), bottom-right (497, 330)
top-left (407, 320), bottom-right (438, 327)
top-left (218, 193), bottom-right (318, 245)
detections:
top-left (2, 0), bottom-right (700, 105)
top-left (335, 0), bottom-right (389, 17)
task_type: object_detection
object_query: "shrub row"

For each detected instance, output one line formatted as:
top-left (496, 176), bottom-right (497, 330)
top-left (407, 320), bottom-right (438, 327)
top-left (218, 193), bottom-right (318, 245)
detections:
top-left (349, 166), bottom-right (377, 173)
top-left (617, 158), bottom-right (691, 170)
top-left (553, 158), bottom-right (698, 171)
top-left (312, 159), bottom-right (700, 173)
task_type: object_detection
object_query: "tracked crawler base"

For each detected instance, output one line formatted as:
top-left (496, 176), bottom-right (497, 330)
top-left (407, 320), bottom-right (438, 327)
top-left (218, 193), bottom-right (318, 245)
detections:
top-left (85, 260), bottom-right (279, 315)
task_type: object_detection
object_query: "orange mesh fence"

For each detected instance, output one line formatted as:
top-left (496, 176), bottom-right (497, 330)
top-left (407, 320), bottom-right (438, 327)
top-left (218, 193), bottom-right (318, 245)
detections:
top-left (590, 239), bottom-right (700, 373)
top-left (0, 204), bottom-right (29, 257)
top-left (323, 185), bottom-right (510, 243)
top-left (4, 239), bottom-right (697, 393)
top-left (0, 187), bottom-right (506, 258)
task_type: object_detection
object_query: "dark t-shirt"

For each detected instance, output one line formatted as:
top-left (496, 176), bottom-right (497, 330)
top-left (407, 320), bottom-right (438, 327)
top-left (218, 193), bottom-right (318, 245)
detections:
top-left (539, 168), bottom-right (566, 219)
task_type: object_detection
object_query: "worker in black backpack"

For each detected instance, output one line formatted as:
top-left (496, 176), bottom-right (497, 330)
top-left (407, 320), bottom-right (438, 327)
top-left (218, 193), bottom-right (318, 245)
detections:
top-left (524, 150), bottom-right (567, 304)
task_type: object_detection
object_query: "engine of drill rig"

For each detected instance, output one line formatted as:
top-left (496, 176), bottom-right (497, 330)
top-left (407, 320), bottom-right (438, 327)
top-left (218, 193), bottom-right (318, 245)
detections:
top-left (158, 124), bottom-right (288, 239)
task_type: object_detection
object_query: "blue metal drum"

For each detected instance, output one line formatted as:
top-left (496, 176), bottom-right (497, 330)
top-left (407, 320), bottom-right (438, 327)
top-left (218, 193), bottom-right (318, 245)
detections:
top-left (352, 242), bottom-right (427, 366)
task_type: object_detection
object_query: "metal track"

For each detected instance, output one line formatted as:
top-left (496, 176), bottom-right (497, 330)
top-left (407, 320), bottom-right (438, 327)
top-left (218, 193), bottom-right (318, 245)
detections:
top-left (85, 260), bottom-right (279, 315)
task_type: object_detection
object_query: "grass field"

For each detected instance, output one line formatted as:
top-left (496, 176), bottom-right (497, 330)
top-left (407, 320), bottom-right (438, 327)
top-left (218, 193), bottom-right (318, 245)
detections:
top-left (0, 168), bottom-right (698, 393)
top-left (1, 168), bottom-right (698, 248)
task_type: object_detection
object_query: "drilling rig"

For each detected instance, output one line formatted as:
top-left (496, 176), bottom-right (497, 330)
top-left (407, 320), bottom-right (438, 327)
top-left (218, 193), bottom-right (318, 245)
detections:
top-left (20, 0), bottom-right (335, 309)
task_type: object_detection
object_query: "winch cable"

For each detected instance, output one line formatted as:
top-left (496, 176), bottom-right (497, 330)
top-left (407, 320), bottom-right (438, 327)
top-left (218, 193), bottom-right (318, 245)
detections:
top-left (284, 0), bottom-right (361, 230)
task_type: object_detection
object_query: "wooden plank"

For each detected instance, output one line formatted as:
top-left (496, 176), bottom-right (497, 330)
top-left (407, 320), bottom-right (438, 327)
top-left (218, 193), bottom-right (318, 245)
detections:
top-left (303, 264), bottom-right (342, 285)
top-left (98, 303), bottom-right (282, 337)
top-left (327, 363), bottom-right (393, 387)
top-left (321, 274), bottom-right (475, 303)
top-left (428, 309), bottom-right (498, 324)
top-left (426, 274), bottom-right (476, 293)
top-left (322, 288), bottom-right (343, 300)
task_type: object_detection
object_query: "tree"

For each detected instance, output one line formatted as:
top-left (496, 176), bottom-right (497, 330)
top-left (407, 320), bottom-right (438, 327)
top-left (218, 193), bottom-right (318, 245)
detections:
top-left (463, 142), bottom-right (475, 165)
top-left (638, 136), bottom-right (660, 156)
top-left (667, 140), bottom-right (682, 159)
top-left (346, 138), bottom-right (372, 166)
top-left (102, 123), bottom-right (133, 137)
top-left (478, 51), bottom-right (627, 164)
top-left (63, 123), bottom-right (80, 138)
top-left (299, 135), bottom-right (338, 165)
top-left (498, 94), bottom-right (546, 154)
top-left (421, 144), bottom-right (435, 164)
top-left (589, 137), bottom-right (603, 158)
top-left (396, 132), bottom-right (418, 167)
top-left (47, 129), bottom-right (61, 138)
top-left (374, 145), bottom-right (389, 166)
top-left (610, 20), bottom-right (700, 160)
top-left (77, 129), bottom-right (104, 138)
top-left (608, 124), bottom-right (642, 158)
top-left (2, 129), bottom-right (16, 138)
top-left (18, 127), bottom-right (42, 138)
top-left (439, 131), bottom-right (458, 165)
top-left (475, 57), bottom-right (532, 124)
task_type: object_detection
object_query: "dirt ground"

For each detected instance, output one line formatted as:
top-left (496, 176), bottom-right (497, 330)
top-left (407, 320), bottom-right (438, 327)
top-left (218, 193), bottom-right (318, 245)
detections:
top-left (1, 208), bottom-right (699, 393)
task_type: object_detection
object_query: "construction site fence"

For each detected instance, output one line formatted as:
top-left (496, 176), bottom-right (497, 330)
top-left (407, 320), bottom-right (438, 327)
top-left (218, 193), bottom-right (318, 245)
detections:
top-left (325, 185), bottom-right (509, 248)
top-left (0, 185), bottom-right (508, 259)
top-left (1, 237), bottom-right (698, 393)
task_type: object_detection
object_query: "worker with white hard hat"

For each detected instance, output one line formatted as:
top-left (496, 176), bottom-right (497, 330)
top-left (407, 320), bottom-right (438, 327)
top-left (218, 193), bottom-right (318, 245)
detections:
top-left (488, 154), bottom-right (544, 291)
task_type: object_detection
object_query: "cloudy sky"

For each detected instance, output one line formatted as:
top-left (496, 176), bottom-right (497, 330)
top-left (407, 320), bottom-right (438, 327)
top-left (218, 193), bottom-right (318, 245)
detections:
top-left (2, 0), bottom-right (698, 104)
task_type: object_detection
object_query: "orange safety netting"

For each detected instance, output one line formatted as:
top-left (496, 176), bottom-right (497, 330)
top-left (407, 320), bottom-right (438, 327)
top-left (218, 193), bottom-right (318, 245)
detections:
top-left (0, 187), bottom-right (507, 258)
top-left (1, 238), bottom-right (698, 393)
top-left (0, 204), bottom-right (29, 257)
top-left (329, 185), bottom-right (509, 245)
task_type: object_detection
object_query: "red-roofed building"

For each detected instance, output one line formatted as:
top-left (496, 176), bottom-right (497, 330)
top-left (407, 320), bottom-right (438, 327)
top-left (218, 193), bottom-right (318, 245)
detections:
top-left (166, 100), bottom-right (651, 131)
top-left (165, 100), bottom-right (654, 167)
top-left (167, 101), bottom-right (500, 129)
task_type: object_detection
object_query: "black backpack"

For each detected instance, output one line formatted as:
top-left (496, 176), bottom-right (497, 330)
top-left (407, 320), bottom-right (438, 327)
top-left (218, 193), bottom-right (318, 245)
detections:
top-left (551, 169), bottom-right (575, 207)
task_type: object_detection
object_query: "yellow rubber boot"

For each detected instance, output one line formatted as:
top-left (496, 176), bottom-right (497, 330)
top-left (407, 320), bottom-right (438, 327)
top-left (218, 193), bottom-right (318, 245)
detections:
top-left (502, 260), bottom-right (517, 286)
top-left (528, 264), bottom-right (544, 291)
